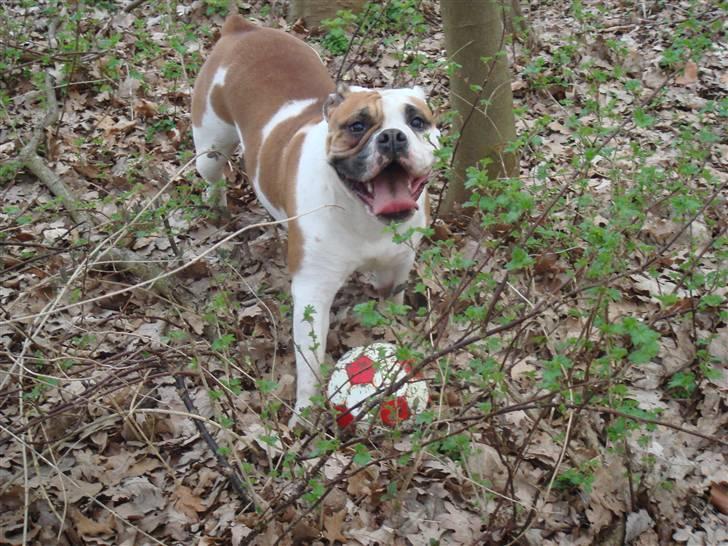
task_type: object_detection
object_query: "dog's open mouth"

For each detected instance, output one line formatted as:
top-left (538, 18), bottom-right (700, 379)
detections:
top-left (340, 162), bottom-right (429, 222)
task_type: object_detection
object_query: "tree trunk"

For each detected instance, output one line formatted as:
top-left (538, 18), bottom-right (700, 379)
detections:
top-left (441, 0), bottom-right (518, 214)
top-left (289, 0), bottom-right (367, 30)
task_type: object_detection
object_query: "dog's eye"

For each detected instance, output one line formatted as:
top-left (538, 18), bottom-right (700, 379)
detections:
top-left (348, 121), bottom-right (366, 134)
top-left (410, 116), bottom-right (426, 130)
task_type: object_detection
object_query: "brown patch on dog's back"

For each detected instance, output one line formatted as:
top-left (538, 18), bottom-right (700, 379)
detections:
top-left (258, 102), bottom-right (322, 214)
top-left (192, 16), bottom-right (333, 135)
top-left (282, 130), bottom-right (309, 274)
top-left (256, 103), bottom-right (322, 273)
top-left (221, 14), bottom-right (256, 35)
top-left (192, 16), bottom-right (260, 127)
top-left (222, 28), bottom-right (333, 147)
top-left (192, 15), bottom-right (338, 274)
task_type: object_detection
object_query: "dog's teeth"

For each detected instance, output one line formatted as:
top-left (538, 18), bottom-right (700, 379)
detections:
top-left (366, 182), bottom-right (373, 195)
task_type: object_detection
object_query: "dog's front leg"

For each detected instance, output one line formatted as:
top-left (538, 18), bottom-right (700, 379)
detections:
top-left (289, 268), bottom-right (346, 426)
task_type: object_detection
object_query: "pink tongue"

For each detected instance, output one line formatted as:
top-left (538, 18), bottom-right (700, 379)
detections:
top-left (371, 175), bottom-right (417, 216)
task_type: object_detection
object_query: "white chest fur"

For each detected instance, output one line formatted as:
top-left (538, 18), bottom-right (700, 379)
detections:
top-left (293, 121), bottom-right (426, 276)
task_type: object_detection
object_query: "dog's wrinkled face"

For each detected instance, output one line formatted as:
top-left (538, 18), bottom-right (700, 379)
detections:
top-left (325, 84), bottom-right (439, 223)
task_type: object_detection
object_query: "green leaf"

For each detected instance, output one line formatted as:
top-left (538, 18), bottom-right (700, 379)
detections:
top-left (668, 371), bottom-right (696, 395)
top-left (217, 415), bottom-right (234, 428)
top-left (354, 301), bottom-right (388, 327)
top-left (699, 294), bottom-right (724, 309)
top-left (221, 377), bottom-right (242, 396)
top-left (633, 108), bottom-right (655, 129)
top-left (386, 302), bottom-right (410, 316)
top-left (313, 438), bottom-right (339, 456)
top-left (541, 355), bottom-right (572, 391)
top-left (655, 294), bottom-right (680, 308)
top-left (211, 333), bottom-right (235, 351)
top-left (506, 247), bottom-right (534, 270)
top-left (302, 304), bottom-right (316, 322)
top-left (303, 479), bottom-right (325, 503)
top-left (352, 443), bottom-right (372, 466)
top-left (256, 379), bottom-right (278, 394)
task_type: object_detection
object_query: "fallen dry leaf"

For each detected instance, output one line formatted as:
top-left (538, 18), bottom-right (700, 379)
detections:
top-left (586, 458), bottom-right (628, 533)
top-left (324, 509), bottom-right (349, 544)
top-left (71, 508), bottom-right (115, 537)
top-left (292, 519), bottom-right (320, 542)
top-left (110, 477), bottom-right (165, 519)
top-left (709, 482), bottom-right (728, 515)
top-left (675, 61), bottom-right (699, 85)
top-left (624, 509), bottom-right (654, 543)
top-left (173, 485), bottom-right (206, 520)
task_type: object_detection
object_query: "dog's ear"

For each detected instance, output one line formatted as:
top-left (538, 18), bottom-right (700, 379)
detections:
top-left (324, 83), bottom-right (350, 121)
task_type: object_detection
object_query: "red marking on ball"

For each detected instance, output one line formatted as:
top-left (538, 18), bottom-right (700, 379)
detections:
top-left (380, 397), bottom-right (411, 426)
top-left (401, 359), bottom-right (414, 374)
top-left (346, 355), bottom-right (375, 385)
top-left (333, 404), bottom-right (354, 428)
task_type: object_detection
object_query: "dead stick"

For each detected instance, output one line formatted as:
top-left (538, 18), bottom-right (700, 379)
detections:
top-left (124, 0), bottom-right (149, 12)
top-left (16, 71), bottom-right (174, 297)
top-left (17, 73), bottom-right (86, 226)
top-left (174, 375), bottom-right (254, 509)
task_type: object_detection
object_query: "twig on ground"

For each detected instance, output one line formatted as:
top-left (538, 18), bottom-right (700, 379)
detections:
top-left (174, 375), bottom-right (255, 510)
top-left (123, 0), bottom-right (149, 13)
top-left (2, 205), bottom-right (333, 328)
top-left (335, 2), bottom-right (374, 84)
top-left (14, 72), bottom-right (175, 299)
top-left (18, 74), bottom-right (85, 226)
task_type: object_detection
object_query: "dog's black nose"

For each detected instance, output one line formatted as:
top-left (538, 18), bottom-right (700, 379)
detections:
top-left (377, 129), bottom-right (408, 156)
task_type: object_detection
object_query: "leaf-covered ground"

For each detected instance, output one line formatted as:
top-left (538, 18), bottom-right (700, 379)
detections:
top-left (0, 1), bottom-right (726, 545)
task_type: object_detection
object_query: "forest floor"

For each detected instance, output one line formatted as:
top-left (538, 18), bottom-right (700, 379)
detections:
top-left (0, 0), bottom-right (726, 545)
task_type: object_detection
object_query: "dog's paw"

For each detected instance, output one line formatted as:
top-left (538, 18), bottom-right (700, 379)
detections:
top-left (287, 407), bottom-right (305, 429)
top-left (287, 412), bottom-right (302, 430)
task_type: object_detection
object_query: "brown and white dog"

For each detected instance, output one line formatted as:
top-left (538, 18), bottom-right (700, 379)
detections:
top-left (191, 14), bottom-right (439, 423)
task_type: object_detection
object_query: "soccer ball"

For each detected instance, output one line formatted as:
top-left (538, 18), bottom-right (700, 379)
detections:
top-left (327, 342), bottom-right (429, 428)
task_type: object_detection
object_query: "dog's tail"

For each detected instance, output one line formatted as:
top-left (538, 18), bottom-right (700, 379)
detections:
top-left (223, 1), bottom-right (256, 35)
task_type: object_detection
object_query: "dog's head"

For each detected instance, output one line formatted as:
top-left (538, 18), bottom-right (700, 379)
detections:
top-left (324, 84), bottom-right (439, 223)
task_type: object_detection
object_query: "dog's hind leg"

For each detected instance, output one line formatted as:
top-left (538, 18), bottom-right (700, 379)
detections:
top-left (192, 116), bottom-right (241, 211)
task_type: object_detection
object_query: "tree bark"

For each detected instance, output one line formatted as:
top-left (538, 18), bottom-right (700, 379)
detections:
top-left (441, 0), bottom-right (518, 214)
top-left (288, 0), bottom-right (367, 30)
